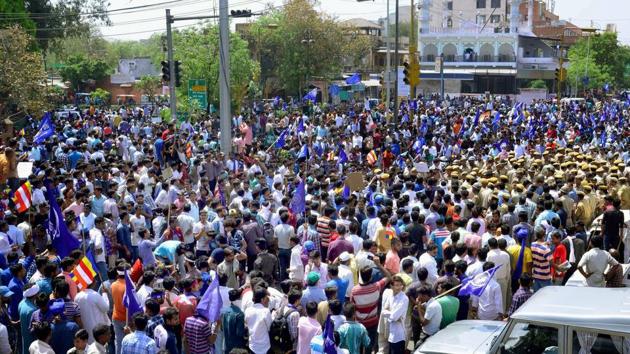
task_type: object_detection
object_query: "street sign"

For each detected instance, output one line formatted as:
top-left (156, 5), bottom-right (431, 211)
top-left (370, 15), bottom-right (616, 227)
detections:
top-left (188, 79), bottom-right (208, 109)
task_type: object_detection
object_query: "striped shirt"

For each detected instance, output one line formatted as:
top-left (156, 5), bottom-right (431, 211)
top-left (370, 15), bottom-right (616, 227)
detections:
top-left (317, 216), bottom-right (331, 248)
top-left (183, 315), bottom-right (212, 354)
top-left (350, 278), bottom-right (388, 329)
top-left (531, 242), bottom-right (552, 281)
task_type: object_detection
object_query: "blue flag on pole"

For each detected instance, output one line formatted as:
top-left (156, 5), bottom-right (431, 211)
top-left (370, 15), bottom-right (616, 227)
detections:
top-left (196, 271), bottom-right (222, 322)
top-left (322, 315), bottom-right (337, 354)
top-left (297, 144), bottom-right (309, 160)
top-left (338, 147), bottom-right (348, 165)
top-left (492, 111), bottom-right (501, 128)
top-left (290, 180), bottom-right (306, 214)
top-left (458, 264), bottom-right (501, 297)
top-left (303, 88), bottom-right (318, 103)
top-left (33, 112), bottom-right (54, 145)
top-left (345, 73), bottom-right (361, 85)
top-left (473, 107), bottom-right (481, 127)
top-left (297, 117), bottom-right (305, 133)
top-left (44, 180), bottom-right (80, 259)
top-left (123, 270), bottom-right (143, 318)
top-left (275, 129), bottom-right (289, 149)
top-left (329, 84), bottom-right (340, 96)
top-left (342, 185), bottom-right (350, 201)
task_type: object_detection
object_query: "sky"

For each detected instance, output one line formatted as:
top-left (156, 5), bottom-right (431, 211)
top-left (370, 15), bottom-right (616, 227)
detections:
top-left (100, 0), bottom-right (630, 44)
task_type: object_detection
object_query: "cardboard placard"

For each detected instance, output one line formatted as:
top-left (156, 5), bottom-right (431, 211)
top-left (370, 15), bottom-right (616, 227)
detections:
top-left (345, 172), bottom-right (364, 191)
top-left (414, 162), bottom-right (429, 173)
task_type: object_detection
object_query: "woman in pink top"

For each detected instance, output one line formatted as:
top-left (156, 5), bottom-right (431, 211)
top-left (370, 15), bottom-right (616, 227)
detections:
top-left (297, 302), bottom-right (323, 354)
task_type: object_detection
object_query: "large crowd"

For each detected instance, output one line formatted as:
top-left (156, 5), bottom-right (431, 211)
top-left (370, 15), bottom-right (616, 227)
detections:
top-left (0, 92), bottom-right (628, 354)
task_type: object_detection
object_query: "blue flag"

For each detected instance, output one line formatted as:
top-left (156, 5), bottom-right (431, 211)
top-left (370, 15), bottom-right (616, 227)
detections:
top-left (275, 129), bottom-right (289, 149)
top-left (273, 96), bottom-right (280, 107)
top-left (322, 315), bottom-right (336, 354)
top-left (345, 73), bottom-right (361, 85)
top-left (342, 185), bottom-right (350, 201)
top-left (458, 264), bottom-right (501, 297)
top-left (329, 84), bottom-right (340, 96)
top-left (297, 117), bottom-right (305, 133)
top-left (313, 142), bottom-right (324, 158)
top-left (289, 180), bottom-right (306, 214)
top-left (338, 147), bottom-right (348, 165)
top-left (492, 111), bottom-right (501, 128)
top-left (473, 108), bottom-right (481, 127)
top-left (196, 271), bottom-right (222, 322)
top-left (297, 144), bottom-right (309, 160)
top-left (44, 180), bottom-right (80, 259)
top-left (123, 270), bottom-right (143, 318)
top-left (397, 156), bottom-right (406, 170)
top-left (303, 88), bottom-right (318, 103)
top-left (33, 112), bottom-right (54, 145)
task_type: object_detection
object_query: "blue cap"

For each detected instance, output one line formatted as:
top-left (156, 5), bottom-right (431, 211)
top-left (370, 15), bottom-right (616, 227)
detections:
top-left (0, 286), bottom-right (13, 298)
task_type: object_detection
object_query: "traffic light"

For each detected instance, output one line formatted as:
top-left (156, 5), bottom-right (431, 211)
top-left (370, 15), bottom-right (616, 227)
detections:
top-left (230, 9), bottom-right (252, 17)
top-left (174, 60), bottom-right (182, 87)
top-left (403, 61), bottom-right (411, 85)
top-left (555, 68), bottom-right (566, 82)
top-left (379, 74), bottom-right (384, 87)
top-left (554, 68), bottom-right (560, 82)
top-left (161, 60), bottom-right (170, 83)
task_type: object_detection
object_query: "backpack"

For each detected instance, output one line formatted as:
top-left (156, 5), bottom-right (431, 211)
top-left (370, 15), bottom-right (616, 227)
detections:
top-left (269, 307), bottom-right (297, 353)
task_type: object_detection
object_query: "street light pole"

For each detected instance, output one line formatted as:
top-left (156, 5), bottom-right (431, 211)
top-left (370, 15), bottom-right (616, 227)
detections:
top-left (385, 0), bottom-right (391, 112)
top-left (165, 9), bottom-right (177, 123)
top-left (394, 0), bottom-right (399, 117)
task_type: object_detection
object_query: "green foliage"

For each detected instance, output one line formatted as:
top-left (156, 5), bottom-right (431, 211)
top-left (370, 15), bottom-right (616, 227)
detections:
top-left (171, 25), bottom-right (259, 108)
top-left (59, 54), bottom-right (112, 92)
top-left (90, 88), bottom-right (110, 104)
top-left (0, 0), bottom-right (35, 32)
top-left (528, 79), bottom-right (547, 89)
top-left (135, 75), bottom-right (162, 109)
top-left (0, 26), bottom-right (48, 115)
top-left (567, 32), bottom-right (630, 90)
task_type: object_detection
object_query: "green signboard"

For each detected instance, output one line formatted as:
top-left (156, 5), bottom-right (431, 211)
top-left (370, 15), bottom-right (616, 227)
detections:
top-left (188, 79), bottom-right (208, 109)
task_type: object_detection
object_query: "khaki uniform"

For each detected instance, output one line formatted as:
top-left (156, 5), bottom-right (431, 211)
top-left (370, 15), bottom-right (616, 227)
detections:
top-left (575, 201), bottom-right (591, 227)
top-left (619, 185), bottom-right (630, 209)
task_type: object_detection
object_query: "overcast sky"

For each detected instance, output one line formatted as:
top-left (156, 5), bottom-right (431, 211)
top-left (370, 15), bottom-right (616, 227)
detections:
top-left (100, 0), bottom-right (630, 44)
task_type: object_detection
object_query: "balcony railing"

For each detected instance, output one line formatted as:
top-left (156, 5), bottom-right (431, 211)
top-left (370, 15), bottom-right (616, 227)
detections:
top-left (421, 54), bottom-right (516, 63)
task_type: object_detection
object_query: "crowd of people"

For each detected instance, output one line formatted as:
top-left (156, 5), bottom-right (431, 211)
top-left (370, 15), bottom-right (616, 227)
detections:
top-left (0, 91), bottom-right (628, 354)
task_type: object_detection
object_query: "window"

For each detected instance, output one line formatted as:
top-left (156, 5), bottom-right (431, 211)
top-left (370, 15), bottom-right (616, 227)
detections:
top-left (476, 0), bottom-right (486, 8)
top-left (447, 17), bottom-right (453, 28)
top-left (491, 15), bottom-right (501, 23)
top-left (476, 15), bottom-right (486, 25)
top-left (501, 322), bottom-right (559, 354)
top-left (572, 330), bottom-right (630, 354)
top-left (447, 1), bottom-right (453, 10)
top-left (491, 0), bottom-right (501, 8)
top-left (426, 54), bottom-right (435, 62)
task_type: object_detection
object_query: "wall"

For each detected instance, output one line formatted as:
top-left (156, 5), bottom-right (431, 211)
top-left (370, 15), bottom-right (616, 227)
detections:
top-left (418, 78), bottom-right (461, 95)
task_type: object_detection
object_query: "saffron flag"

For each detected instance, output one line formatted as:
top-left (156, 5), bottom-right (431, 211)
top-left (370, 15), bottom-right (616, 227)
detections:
top-left (70, 250), bottom-right (97, 290)
top-left (366, 150), bottom-right (378, 165)
top-left (196, 271), bottom-right (223, 322)
top-left (12, 181), bottom-right (32, 213)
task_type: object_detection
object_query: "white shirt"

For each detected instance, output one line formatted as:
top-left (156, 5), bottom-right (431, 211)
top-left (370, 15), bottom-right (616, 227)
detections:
top-left (497, 234), bottom-right (516, 247)
top-left (129, 215), bottom-right (146, 246)
top-left (0, 324), bottom-right (10, 354)
top-left (465, 260), bottom-right (486, 278)
top-left (136, 284), bottom-right (153, 308)
top-left (192, 220), bottom-right (213, 251)
top-left (487, 249), bottom-right (511, 281)
top-left (176, 213), bottom-right (195, 244)
top-left (347, 234), bottom-right (363, 254)
top-left (418, 252), bottom-right (438, 285)
top-left (89, 228), bottom-right (106, 263)
top-left (75, 289), bottom-right (111, 343)
top-left (578, 248), bottom-right (619, 287)
top-left (472, 279), bottom-right (503, 320)
top-left (80, 212), bottom-right (97, 231)
top-left (338, 264), bottom-right (355, 299)
top-left (366, 218), bottom-right (382, 241)
top-left (422, 298), bottom-right (442, 335)
top-left (289, 245), bottom-right (305, 282)
top-left (383, 291), bottom-right (409, 343)
top-left (7, 225), bottom-right (24, 247)
top-left (29, 340), bottom-right (55, 354)
top-left (244, 303), bottom-right (273, 354)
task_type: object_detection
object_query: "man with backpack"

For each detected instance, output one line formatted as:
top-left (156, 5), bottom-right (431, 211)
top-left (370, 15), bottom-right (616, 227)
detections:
top-left (270, 289), bottom-right (301, 353)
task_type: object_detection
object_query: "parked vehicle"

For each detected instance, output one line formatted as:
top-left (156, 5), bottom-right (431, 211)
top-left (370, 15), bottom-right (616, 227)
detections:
top-left (416, 286), bottom-right (630, 354)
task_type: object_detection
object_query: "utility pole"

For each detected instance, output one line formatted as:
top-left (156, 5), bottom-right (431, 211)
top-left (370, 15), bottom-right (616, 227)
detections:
top-left (394, 0), bottom-right (399, 116)
top-left (408, 0), bottom-right (418, 99)
top-left (165, 9), bottom-right (177, 123)
top-left (218, 0), bottom-right (232, 155)
top-left (385, 0), bottom-right (391, 112)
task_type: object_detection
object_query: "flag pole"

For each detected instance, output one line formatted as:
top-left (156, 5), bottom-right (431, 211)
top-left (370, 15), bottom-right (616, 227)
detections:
top-left (431, 283), bottom-right (463, 301)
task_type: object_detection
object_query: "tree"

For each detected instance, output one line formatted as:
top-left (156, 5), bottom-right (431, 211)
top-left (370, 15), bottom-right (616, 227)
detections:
top-left (171, 25), bottom-right (259, 109)
top-left (250, 0), bottom-right (373, 95)
top-left (0, 26), bottom-right (48, 116)
top-left (528, 79), bottom-right (547, 89)
top-left (59, 54), bottom-right (111, 92)
top-left (135, 75), bottom-right (162, 110)
top-left (567, 32), bottom-right (630, 91)
top-left (0, 0), bottom-right (35, 32)
top-left (90, 88), bottom-right (110, 106)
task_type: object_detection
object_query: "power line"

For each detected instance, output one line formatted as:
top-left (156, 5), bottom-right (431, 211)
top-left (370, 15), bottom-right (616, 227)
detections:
top-left (0, 0), bottom-right (198, 18)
